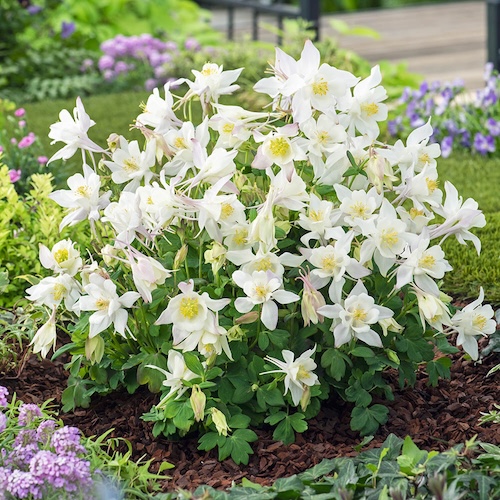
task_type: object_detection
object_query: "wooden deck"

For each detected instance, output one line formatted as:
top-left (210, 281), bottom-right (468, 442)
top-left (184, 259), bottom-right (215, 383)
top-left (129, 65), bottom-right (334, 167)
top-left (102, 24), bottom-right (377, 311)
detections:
top-left (209, 1), bottom-right (486, 89)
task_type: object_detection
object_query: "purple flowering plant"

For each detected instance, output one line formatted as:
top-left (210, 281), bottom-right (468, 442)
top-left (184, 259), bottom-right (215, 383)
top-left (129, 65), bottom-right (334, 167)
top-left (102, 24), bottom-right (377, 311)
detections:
top-left (0, 100), bottom-right (49, 194)
top-left (0, 385), bottom-right (172, 499)
top-left (388, 63), bottom-right (500, 157)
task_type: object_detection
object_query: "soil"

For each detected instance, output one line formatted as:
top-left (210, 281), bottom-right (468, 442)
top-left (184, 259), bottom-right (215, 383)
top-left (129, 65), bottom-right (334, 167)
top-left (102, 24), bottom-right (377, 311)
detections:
top-left (1, 339), bottom-right (499, 493)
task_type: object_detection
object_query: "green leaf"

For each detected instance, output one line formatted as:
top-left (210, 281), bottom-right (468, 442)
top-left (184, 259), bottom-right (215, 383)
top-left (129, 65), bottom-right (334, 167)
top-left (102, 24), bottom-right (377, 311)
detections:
top-left (61, 379), bottom-right (92, 412)
top-left (228, 414), bottom-right (251, 429)
top-left (198, 432), bottom-right (221, 452)
top-left (267, 329), bottom-right (290, 349)
top-left (183, 352), bottom-right (205, 377)
top-left (350, 346), bottom-right (375, 358)
top-left (321, 348), bottom-right (348, 381)
top-left (272, 413), bottom-right (307, 445)
top-left (350, 404), bottom-right (389, 436)
top-left (264, 411), bottom-right (287, 426)
top-left (426, 357), bottom-right (452, 387)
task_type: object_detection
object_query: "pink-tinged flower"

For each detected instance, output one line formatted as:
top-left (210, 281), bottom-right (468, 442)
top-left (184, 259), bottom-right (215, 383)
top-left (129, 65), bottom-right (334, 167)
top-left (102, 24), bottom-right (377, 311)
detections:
top-left (14, 108), bottom-right (25, 117)
top-left (10, 138), bottom-right (17, 145)
top-left (18, 134), bottom-right (36, 148)
top-left (8, 169), bottom-right (21, 183)
top-left (37, 156), bottom-right (48, 165)
top-left (18, 120), bottom-right (26, 128)
top-left (0, 146), bottom-right (3, 153)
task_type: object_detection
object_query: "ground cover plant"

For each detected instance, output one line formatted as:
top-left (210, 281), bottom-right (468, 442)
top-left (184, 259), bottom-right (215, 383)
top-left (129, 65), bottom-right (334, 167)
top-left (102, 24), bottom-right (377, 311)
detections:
top-left (23, 38), bottom-right (498, 478)
top-left (388, 63), bottom-right (500, 159)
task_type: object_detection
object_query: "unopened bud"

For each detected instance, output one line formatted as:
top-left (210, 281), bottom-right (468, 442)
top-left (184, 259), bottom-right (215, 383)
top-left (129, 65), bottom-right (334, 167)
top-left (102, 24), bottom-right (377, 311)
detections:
top-left (227, 325), bottom-right (246, 341)
top-left (210, 408), bottom-right (231, 436)
top-left (85, 335), bottom-right (105, 364)
top-left (190, 385), bottom-right (206, 422)
top-left (173, 244), bottom-right (188, 270)
top-left (300, 385), bottom-right (311, 412)
top-left (101, 244), bottom-right (119, 266)
top-left (379, 317), bottom-right (404, 337)
top-left (235, 311), bottom-right (259, 325)
top-left (107, 133), bottom-right (121, 152)
top-left (204, 241), bottom-right (226, 275)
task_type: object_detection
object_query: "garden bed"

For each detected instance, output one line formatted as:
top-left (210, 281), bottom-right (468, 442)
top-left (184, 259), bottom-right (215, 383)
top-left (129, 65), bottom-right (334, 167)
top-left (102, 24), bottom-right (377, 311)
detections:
top-left (2, 338), bottom-right (498, 493)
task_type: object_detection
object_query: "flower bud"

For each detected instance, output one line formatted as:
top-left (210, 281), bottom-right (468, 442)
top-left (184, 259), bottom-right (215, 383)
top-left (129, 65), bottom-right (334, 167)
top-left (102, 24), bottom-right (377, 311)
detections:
top-left (190, 385), bottom-right (206, 422)
top-left (204, 241), bottom-right (226, 275)
top-left (101, 244), bottom-right (119, 266)
top-left (379, 317), bottom-right (404, 337)
top-left (107, 133), bottom-right (121, 152)
top-left (210, 408), bottom-right (231, 436)
top-left (173, 244), bottom-right (188, 270)
top-left (85, 335), bottom-right (105, 364)
top-left (297, 271), bottom-right (326, 327)
top-left (235, 311), bottom-right (259, 325)
top-left (227, 325), bottom-right (246, 341)
top-left (300, 385), bottom-right (311, 412)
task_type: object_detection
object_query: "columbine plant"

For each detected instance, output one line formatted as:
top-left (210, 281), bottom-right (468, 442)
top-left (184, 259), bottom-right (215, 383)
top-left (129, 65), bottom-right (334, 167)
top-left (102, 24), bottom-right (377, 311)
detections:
top-left (30, 40), bottom-right (496, 464)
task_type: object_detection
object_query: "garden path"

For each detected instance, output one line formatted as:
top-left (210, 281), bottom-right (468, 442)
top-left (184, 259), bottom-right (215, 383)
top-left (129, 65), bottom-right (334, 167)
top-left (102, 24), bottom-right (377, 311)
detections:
top-left (209, 1), bottom-right (486, 89)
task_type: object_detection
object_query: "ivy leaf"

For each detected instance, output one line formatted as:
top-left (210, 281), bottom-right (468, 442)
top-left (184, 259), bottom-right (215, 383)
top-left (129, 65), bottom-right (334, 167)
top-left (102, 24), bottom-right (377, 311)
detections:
top-left (350, 404), bottom-right (389, 436)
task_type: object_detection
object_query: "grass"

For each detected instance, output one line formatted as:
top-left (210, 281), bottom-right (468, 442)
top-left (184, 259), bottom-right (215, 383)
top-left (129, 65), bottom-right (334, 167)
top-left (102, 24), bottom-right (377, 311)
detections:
top-left (23, 94), bottom-right (500, 305)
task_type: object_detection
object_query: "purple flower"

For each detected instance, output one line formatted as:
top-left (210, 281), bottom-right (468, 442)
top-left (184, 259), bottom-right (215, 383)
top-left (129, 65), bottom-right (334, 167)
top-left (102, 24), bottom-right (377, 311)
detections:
top-left (0, 386), bottom-right (8, 407)
top-left (387, 117), bottom-right (402, 136)
top-left (185, 37), bottom-right (201, 51)
top-left (37, 156), bottom-right (48, 165)
top-left (5, 469), bottom-right (42, 499)
top-left (460, 130), bottom-right (471, 148)
top-left (18, 404), bottom-right (42, 426)
top-left (114, 61), bottom-right (129, 74)
top-left (7, 442), bottom-right (39, 469)
top-left (0, 412), bottom-right (6, 433)
top-left (9, 169), bottom-right (21, 183)
top-left (18, 134), bottom-right (36, 149)
top-left (18, 120), bottom-right (26, 128)
top-left (27, 5), bottom-right (43, 15)
top-left (441, 136), bottom-right (453, 158)
top-left (165, 41), bottom-right (178, 51)
top-left (61, 21), bottom-right (76, 39)
top-left (145, 78), bottom-right (157, 91)
top-left (51, 427), bottom-right (86, 455)
top-left (486, 117), bottom-right (500, 136)
top-left (14, 429), bottom-right (37, 448)
top-left (98, 54), bottom-right (115, 71)
top-left (80, 58), bottom-right (94, 72)
top-left (473, 132), bottom-right (495, 155)
top-left (36, 420), bottom-right (57, 446)
top-left (14, 108), bottom-right (25, 117)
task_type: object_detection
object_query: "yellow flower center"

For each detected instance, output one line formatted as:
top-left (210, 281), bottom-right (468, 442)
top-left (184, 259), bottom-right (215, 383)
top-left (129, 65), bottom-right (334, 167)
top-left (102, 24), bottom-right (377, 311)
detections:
top-left (268, 137), bottom-right (290, 158)
top-left (254, 284), bottom-right (269, 299)
top-left (201, 65), bottom-right (218, 76)
top-left (321, 255), bottom-right (337, 273)
top-left (381, 229), bottom-right (399, 247)
top-left (53, 248), bottom-right (69, 264)
top-left (418, 254), bottom-right (436, 269)
top-left (95, 298), bottom-right (110, 311)
top-left (426, 178), bottom-right (439, 193)
top-left (75, 185), bottom-right (90, 198)
top-left (297, 365), bottom-right (309, 380)
top-left (309, 209), bottom-right (324, 222)
top-left (179, 297), bottom-right (199, 319)
top-left (409, 207), bottom-right (424, 219)
top-left (255, 257), bottom-right (273, 272)
top-left (317, 131), bottom-right (329, 143)
top-left (233, 228), bottom-right (248, 247)
top-left (473, 314), bottom-right (487, 330)
top-left (352, 307), bottom-right (367, 323)
top-left (350, 202), bottom-right (369, 219)
top-left (222, 123), bottom-right (234, 134)
top-left (174, 137), bottom-right (187, 149)
top-left (361, 103), bottom-right (379, 117)
top-left (147, 196), bottom-right (154, 205)
top-left (419, 153), bottom-right (431, 164)
top-left (52, 283), bottom-right (67, 302)
top-left (123, 158), bottom-right (139, 172)
top-left (221, 203), bottom-right (234, 220)
top-left (312, 79), bottom-right (329, 96)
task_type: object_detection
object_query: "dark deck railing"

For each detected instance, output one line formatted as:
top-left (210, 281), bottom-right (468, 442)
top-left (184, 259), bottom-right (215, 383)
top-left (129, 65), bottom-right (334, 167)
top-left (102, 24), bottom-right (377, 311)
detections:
top-left (199, 0), bottom-right (320, 44)
top-left (488, 0), bottom-right (500, 70)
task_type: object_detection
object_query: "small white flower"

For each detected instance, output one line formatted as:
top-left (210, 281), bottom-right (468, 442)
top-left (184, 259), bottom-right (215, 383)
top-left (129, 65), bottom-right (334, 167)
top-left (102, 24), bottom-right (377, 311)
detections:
top-left (452, 287), bottom-right (496, 360)
top-left (318, 281), bottom-right (393, 348)
top-left (39, 239), bottom-right (82, 276)
top-left (413, 286), bottom-right (452, 333)
top-left (77, 274), bottom-right (140, 338)
top-left (233, 270), bottom-right (299, 331)
top-left (156, 280), bottom-right (230, 334)
top-left (261, 346), bottom-right (319, 406)
top-left (26, 274), bottom-right (81, 311)
top-left (30, 307), bottom-right (57, 358)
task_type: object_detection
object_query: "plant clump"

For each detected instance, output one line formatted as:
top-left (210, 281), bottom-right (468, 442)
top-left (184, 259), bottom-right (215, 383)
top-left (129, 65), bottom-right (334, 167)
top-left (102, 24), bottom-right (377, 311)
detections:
top-left (29, 40), bottom-right (496, 465)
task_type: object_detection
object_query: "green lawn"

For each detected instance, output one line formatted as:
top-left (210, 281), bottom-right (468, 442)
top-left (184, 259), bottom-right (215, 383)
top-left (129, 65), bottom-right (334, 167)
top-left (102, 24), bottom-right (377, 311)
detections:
top-left (24, 94), bottom-right (500, 304)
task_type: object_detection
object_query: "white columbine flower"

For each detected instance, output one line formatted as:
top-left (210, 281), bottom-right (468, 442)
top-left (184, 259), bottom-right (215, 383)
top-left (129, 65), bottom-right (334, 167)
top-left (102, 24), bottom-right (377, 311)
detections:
top-left (318, 281), bottom-right (393, 348)
top-left (261, 346), bottom-right (319, 406)
top-left (452, 287), bottom-right (496, 360)
top-left (50, 164), bottom-right (111, 230)
top-left (26, 274), bottom-right (81, 311)
top-left (39, 239), bottom-right (83, 276)
top-left (146, 350), bottom-right (198, 407)
top-left (156, 280), bottom-right (230, 334)
top-left (413, 286), bottom-right (452, 333)
top-left (77, 274), bottom-right (141, 338)
top-left (232, 270), bottom-right (299, 331)
top-left (103, 137), bottom-right (156, 192)
top-left (30, 307), bottom-right (58, 358)
top-left (47, 97), bottom-right (105, 163)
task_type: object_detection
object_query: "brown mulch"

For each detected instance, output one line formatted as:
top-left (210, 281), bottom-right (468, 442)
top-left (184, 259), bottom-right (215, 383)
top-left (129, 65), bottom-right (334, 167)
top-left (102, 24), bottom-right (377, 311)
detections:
top-left (1, 341), bottom-right (499, 492)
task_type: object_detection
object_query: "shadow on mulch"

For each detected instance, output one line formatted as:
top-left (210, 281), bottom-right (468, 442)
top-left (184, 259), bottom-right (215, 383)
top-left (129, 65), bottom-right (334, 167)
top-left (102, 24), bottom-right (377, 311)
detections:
top-left (1, 342), bottom-right (499, 492)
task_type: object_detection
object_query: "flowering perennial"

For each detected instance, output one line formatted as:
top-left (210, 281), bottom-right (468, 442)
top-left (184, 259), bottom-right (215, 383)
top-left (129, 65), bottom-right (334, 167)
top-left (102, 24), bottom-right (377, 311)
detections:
top-left (31, 40), bottom-right (496, 458)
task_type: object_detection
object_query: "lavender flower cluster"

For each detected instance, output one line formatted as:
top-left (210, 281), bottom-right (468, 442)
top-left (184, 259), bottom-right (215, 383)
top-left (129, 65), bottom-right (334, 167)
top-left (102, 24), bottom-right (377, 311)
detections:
top-left (0, 386), bottom-right (95, 499)
top-left (389, 63), bottom-right (500, 157)
top-left (82, 33), bottom-right (202, 92)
